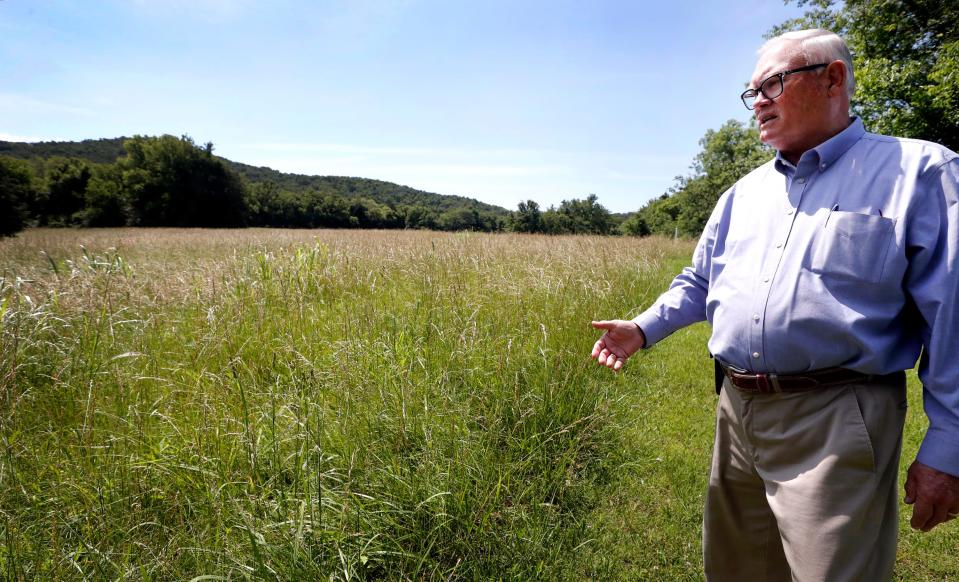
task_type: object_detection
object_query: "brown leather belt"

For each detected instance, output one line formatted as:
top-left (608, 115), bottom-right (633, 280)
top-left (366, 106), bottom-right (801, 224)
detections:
top-left (720, 364), bottom-right (873, 394)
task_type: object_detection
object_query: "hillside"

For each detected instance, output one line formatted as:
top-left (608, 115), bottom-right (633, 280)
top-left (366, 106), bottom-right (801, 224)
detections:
top-left (0, 137), bottom-right (508, 217)
top-left (0, 137), bottom-right (127, 165)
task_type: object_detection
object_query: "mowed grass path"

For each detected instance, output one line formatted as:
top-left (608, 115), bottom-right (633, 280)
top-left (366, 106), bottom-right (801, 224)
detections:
top-left (1, 228), bottom-right (955, 580)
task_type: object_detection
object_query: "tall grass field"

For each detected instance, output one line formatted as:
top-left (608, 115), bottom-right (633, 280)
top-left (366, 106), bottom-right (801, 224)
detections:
top-left (1, 228), bottom-right (956, 580)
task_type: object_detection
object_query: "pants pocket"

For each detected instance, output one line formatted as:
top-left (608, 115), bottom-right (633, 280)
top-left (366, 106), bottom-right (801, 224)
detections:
top-left (840, 386), bottom-right (878, 474)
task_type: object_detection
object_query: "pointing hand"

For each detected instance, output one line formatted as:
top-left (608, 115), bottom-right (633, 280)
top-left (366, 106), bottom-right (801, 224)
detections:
top-left (590, 319), bottom-right (646, 372)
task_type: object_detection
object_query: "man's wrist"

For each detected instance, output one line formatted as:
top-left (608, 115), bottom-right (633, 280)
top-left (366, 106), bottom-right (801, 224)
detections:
top-left (631, 311), bottom-right (666, 348)
top-left (916, 433), bottom-right (959, 480)
top-left (632, 321), bottom-right (647, 349)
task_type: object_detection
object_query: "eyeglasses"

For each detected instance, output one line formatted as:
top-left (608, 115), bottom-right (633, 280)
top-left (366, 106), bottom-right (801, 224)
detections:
top-left (741, 63), bottom-right (827, 110)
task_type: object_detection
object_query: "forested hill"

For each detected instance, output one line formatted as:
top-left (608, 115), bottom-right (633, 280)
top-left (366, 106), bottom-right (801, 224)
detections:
top-left (221, 161), bottom-right (506, 216)
top-left (0, 137), bottom-right (128, 165)
top-left (0, 136), bottom-right (507, 217)
top-left (0, 134), bottom-right (627, 237)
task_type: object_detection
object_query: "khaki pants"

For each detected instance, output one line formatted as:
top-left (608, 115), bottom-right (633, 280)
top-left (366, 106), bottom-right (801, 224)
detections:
top-left (704, 373), bottom-right (907, 582)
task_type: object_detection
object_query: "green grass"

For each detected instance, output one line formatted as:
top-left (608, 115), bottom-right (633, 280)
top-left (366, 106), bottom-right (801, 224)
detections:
top-left (0, 228), bottom-right (956, 580)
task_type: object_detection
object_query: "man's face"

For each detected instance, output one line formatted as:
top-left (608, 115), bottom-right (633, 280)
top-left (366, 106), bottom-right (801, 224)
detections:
top-left (749, 43), bottom-right (828, 161)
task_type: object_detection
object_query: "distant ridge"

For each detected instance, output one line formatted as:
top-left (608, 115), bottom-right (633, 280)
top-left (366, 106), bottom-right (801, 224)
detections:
top-left (0, 136), bottom-right (509, 216)
top-left (0, 137), bottom-right (128, 165)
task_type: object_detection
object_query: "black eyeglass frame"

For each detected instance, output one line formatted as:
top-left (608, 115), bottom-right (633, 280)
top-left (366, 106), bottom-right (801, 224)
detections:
top-left (741, 63), bottom-right (828, 110)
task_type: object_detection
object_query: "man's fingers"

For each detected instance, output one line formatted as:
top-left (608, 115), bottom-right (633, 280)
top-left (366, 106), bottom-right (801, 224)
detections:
top-left (928, 505), bottom-right (952, 531)
top-left (590, 323), bottom-right (630, 372)
top-left (922, 502), bottom-right (959, 531)
top-left (910, 498), bottom-right (934, 531)
top-left (605, 351), bottom-right (627, 370)
top-left (591, 339), bottom-right (605, 358)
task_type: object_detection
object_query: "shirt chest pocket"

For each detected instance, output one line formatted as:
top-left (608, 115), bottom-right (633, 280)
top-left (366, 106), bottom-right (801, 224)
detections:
top-left (810, 211), bottom-right (896, 283)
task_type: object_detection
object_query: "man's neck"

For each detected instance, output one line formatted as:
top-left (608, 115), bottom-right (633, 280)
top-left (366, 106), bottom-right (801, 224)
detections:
top-left (780, 115), bottom-right (854, 166)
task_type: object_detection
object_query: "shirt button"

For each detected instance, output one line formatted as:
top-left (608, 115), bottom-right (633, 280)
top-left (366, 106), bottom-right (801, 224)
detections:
top-left (763, 278), bottom-right (770, 283)
top-left (797, 177), bottom-right (806, 184)
top-left (752, 352), bottom-right (760, 359)
top-left (752, 314), bottom-right (760, 321)
top-left (820, 163), bottom-right (827, 170)
top-left (787, 210), bottom-right (794, 216)
top-left (776, 243), bottom-right (783, 248)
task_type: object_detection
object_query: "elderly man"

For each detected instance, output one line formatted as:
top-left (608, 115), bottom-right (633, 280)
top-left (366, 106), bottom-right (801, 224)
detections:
top-left (591, 29), bottom-right (959, 580)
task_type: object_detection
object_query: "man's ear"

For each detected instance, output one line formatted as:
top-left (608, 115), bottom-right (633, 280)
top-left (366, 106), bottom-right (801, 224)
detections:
top-left (826, 60), bottom-right (847, 95)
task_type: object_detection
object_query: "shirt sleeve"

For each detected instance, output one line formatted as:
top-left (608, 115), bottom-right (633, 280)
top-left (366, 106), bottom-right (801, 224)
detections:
top-left (906, 158), bottom-right (959, 478)
top-left (631, 190), bottom-right (729, 348)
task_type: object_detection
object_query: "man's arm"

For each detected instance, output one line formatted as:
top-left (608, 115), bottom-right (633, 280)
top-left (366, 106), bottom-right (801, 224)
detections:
top-left (589, 189), bottom-right (730, 371)
top-left (903, 158), bottom-right (959, 531)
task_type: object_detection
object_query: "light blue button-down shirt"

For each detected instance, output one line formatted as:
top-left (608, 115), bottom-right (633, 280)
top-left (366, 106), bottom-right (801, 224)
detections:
top-left (634, 118), bottom-right (959, 476)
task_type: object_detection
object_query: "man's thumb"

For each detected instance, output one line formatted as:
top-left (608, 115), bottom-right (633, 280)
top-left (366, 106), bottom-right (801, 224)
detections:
top-left (904, 471), bottom-right (917, 504)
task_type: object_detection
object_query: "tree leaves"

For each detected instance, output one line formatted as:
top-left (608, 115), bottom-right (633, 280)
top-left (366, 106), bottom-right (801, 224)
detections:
top-left (773, 0), bottom-right (959, 149)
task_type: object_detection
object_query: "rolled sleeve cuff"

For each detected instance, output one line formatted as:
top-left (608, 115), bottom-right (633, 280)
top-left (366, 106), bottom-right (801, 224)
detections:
top-left (632, 310), bottom-right (671, 349)
top-left (916, 427), bottom-right (959, 479)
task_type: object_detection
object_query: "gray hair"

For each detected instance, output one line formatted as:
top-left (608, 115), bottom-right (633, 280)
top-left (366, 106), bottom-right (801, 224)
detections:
top-left (760, 29), bottom-right (856, 99)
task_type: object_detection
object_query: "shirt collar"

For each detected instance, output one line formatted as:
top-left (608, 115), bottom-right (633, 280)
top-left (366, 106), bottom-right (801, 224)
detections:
top-left (773, 117), bottom-right (865, 177)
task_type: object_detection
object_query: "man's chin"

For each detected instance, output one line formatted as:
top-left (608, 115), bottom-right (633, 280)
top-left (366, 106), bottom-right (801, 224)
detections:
top-left (758, 130), bottom-right (783, 150)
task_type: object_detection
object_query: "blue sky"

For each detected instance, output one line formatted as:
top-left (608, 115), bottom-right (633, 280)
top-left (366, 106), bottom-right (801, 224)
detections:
top-left (0, 1), bottom-right (804, 213)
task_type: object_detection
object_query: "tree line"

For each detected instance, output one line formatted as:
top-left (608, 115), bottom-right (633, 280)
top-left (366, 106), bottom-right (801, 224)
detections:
top-left (0, 135), bottom-right (508, 236)
top-left (0, 135), bottom-right (628, 237)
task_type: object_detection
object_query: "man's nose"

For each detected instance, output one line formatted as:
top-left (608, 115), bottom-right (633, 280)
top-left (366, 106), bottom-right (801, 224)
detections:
top-left (752, 90), bottom-right (773, 110)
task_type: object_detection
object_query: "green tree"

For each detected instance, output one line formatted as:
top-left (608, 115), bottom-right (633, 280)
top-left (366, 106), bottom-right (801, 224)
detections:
top-left (618, 212), bottom-right (651, 237)
top-left (245, 181), bottom-right (282, 226)
top-left (0, 156), bottom-right (36, 236)
top-left (43, 157), bottom-right (92, 225)
top-left (541, 206), bottom-right (571, 235)
top-left (771, 0), bottom-right (959, 149)
top-left (402, 205), bottom-right (438, 230)
top-left (557, 194), bottom-right (614, 235)
top-left (511, 199), bottom-right (544, 233)
top-left (438, 207), bottom-right (482, 231)
top-left (308, 191), bottom-right (352, 228)
top-left (349, 197), bottom-right (399, 228)
top-left (82, 164), bottom-right (128, 227)
top-left (622, 194), bottom-right (681, 237)
top-left (120, 135), bottom-right (248, 227)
